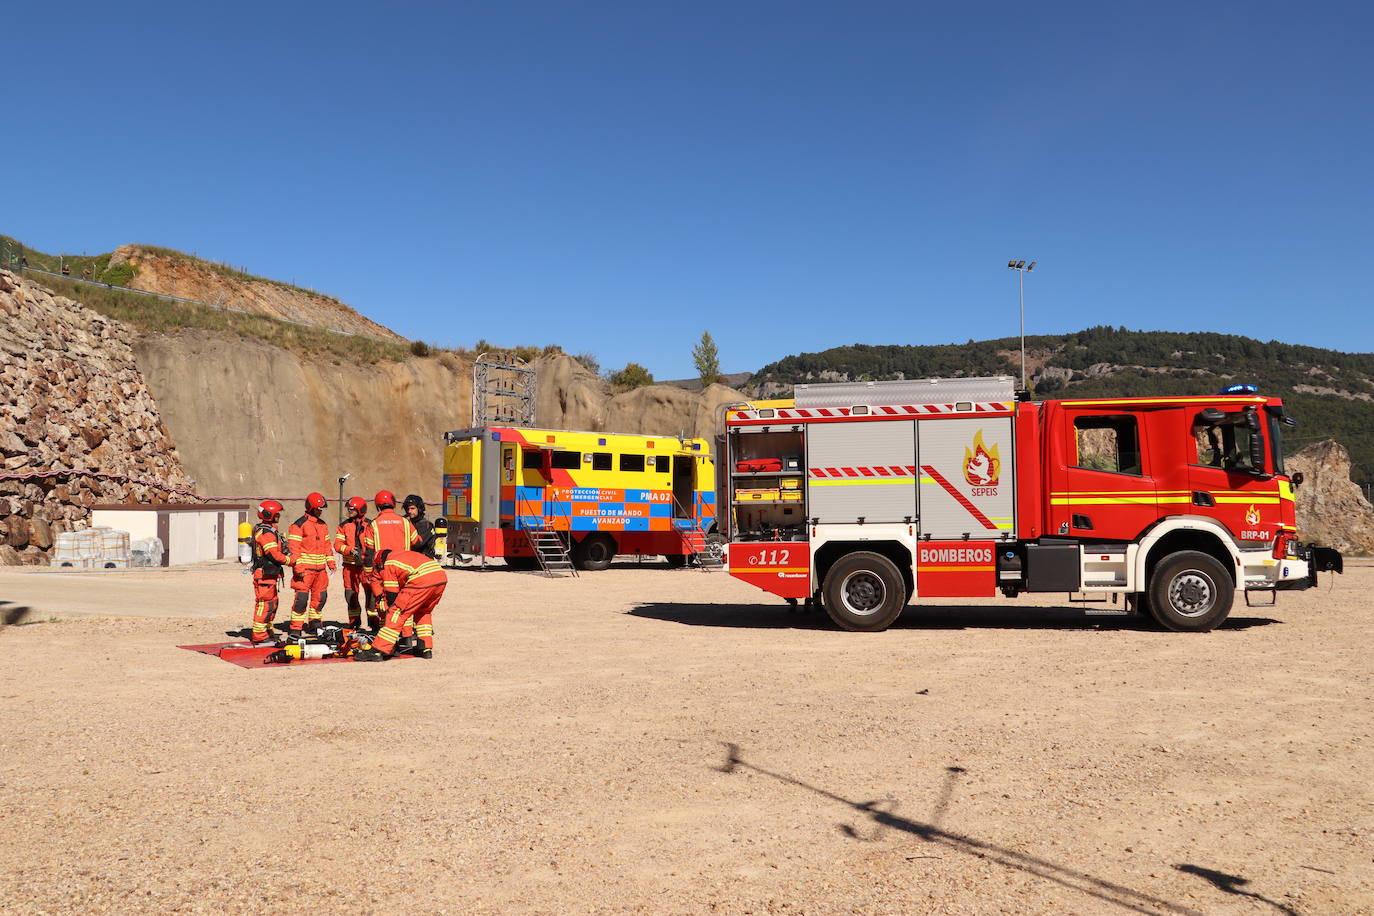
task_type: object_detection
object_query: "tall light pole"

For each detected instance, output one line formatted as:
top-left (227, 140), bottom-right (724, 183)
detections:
top-left (1007, 259), bottom-right (1037, 392)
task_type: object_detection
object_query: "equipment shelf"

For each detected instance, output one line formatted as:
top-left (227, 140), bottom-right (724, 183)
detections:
top-left (732, 500), bottom-right (805, 506)
top-left (731, 470), bottom-right (801, 478)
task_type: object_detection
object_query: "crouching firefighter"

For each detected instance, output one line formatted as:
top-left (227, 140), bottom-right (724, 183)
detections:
top-left (355, 549), bottom-right (447, 661)
top-left (248, 500), bottom-right (295, 645)
top-left (287, 492), bottom-right (336, 637)
top-left (334, 496), bottom-right (380, 630)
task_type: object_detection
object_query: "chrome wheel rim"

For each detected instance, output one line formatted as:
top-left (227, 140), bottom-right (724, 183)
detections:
top-left (840, 570), bottom-right (886, 617)
top-left (1168, 571), bottom-right (1214, 618)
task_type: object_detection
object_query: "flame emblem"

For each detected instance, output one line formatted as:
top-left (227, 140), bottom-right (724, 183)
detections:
top-left (1245, 505), bottom-right (1261, 526)
top-left (963, 430), bottom-right (1001, 487)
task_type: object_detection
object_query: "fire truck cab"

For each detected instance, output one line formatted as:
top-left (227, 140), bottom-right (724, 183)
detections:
top-left (725, 377), bottom-right (1341, 632)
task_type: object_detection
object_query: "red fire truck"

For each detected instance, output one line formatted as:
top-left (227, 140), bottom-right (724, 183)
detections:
top-left (724, 377), bottom-right (1342, 632)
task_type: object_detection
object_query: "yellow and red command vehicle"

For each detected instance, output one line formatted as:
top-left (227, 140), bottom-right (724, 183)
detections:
top-left (725, 377), bottom-right (1342, 632)
top-left (443, 426), bottom-right (716, 570)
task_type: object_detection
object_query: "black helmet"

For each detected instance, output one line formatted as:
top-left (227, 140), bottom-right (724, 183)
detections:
top-left (402, 494), bottom-right (426, 517)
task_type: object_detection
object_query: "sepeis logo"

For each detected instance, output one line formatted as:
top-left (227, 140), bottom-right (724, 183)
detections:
top-left (1245, 505), bottom-right (1261, 526)
top-left (963, 430), bottom-right (1000, 491)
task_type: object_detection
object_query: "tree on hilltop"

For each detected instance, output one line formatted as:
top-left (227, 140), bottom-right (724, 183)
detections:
top-left (692, 331), bottom-right (721, 389)
top-left (610, 362), bottom-right (654, 391)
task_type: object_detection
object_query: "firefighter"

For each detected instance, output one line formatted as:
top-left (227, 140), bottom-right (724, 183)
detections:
top-left (402, 494), bottom-right (437, 559)
top-left (287, 492), bottom-right (336, 637)
top-left (354, 549), bottom-right (446, 661)
top-left (248, 499), bottom-right (295, 645)
top-left (362, 490), bottom-right (419, 607)
top-left (334, 496), bottom-right (380, 630)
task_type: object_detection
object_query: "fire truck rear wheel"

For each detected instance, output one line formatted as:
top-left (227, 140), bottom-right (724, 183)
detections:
top-left (1147, 550), bottom-right (1233, 632)
top-left (573, 534), bottom-right (616, 571)
top-left (822, 552), bottom-right (906, 632)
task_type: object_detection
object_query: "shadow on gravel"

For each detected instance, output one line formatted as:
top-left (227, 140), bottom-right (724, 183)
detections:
top-left (0, 602), bottom-right (34, 627)
top-left (1174, 864), bottom-right (1301, 915)
top-left (717, 743), bottom-right (1208, 916)
top-left (631, 602), bottom-right (1282, 632)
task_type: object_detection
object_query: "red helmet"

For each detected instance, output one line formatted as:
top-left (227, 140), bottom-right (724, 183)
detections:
top-left (258, 499), bottom-right (283, 522)
top-left (346, 496), bottom-right (367, 516)
top-left (374, 490), bottom-right (396, 509)
top-left (306, 492), bottom-right (327, 512)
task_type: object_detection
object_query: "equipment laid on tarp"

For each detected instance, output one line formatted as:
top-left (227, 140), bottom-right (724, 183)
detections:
top-left (178, 626), bottom-right (418, 669)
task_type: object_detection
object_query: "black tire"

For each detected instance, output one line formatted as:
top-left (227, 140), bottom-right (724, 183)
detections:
top-left (573, 534), bottom-right (616, 571)
top-left (665, 553), bottom-right (688, 568)
top-left (821, 551), bottom-right (907, 632)
top-left (1147, 550), bottom-right (1233, 632)
top-left (504, 555), bottom-right (539, 571)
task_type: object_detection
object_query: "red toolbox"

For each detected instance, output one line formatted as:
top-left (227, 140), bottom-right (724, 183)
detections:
top-left (736, 458), bottom-right (783, 473)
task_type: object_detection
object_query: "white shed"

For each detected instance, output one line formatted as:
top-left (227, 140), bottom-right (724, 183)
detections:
top-left (90, 504), bottom-right (250, 566)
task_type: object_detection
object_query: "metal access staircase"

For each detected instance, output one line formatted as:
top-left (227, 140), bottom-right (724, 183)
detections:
top-left (516, 496), bottom-right (577, 577)
top-left (525, 525), bottom-right (577, 577)
top-left (672, 493), bottom-right (723, 571)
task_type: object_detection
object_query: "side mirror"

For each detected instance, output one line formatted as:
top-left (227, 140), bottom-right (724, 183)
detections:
top-left (1291, 471), bottom-right (1304, 488)
top-left (1246, 409), bottom-right (1266, 474)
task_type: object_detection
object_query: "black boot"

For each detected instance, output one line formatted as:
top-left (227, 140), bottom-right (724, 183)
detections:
top-left (353, 647), bottom-right (387, 662)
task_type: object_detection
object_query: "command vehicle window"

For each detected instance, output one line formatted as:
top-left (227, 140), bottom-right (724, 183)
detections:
top-left (522, 451), bottom-right (542, 470)
top-left (1074, 416), bottom-right (1141, 475)
top-left (591, 452), bottom-right (612, 471)
top-left (620, 454), bottom-right (645, 472)
top-left (550, 451), bottom-right (581, 470)
top-left (1193, 411), bottom-right (1260, 472)
top-left (654, 455), bottom-right (670, 473)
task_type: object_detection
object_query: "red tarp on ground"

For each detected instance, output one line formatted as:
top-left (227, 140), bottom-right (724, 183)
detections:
top-left (177, 642), bottom-right (418, 669)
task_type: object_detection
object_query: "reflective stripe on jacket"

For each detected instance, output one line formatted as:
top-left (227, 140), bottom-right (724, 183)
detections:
top-left (380, 550), bottom-right (447, 591)
top-left (288, 514), bottom-right (333, 568)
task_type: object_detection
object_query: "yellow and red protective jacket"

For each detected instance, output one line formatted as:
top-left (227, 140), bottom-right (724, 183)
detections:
top-left (362, 508), bottom-right (419, 570)
top-left (333, 515), bottom-right (370, 567)
top-left (252, 523), bottom-right (291, 579)
top-left (288, 514), bottom-right (335, 571)
top-left (378, 549), bottom-right (447, 604)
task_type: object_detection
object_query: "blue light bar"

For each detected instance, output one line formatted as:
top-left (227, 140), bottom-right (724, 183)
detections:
top-left (1217, 384), bottom-right (1259, 395)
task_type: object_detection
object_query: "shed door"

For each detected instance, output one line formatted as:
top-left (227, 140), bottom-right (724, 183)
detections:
top-left (807, 421), bottom-right (916, 524)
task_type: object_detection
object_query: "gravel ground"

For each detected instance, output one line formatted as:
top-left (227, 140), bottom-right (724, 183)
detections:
top-left (0, 560), bottom-right (1370, 915)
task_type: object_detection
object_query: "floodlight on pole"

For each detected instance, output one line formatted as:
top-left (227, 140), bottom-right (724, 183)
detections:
top-left (1008, 259), bottom-right (1038, 393)
top-left (337, 472), bottom-right (352, 526)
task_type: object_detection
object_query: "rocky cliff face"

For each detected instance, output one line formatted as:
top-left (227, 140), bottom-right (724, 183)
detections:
top-left (0, 271), bottom-right (197, 564)
top-left (1288, 440), bottom-right (1374, 556)
top-left (108, 245), bottom-right (404, 341)
top-left (132, 343), bottom-right (745, 507)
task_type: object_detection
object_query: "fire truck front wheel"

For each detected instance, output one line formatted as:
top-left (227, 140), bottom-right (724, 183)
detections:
top-left (823, 552), bottom-right (907, 632)
top-left (1147, 550), bottom-right (1234, 632)
top-left (573, 534), bottom-right (616, 571)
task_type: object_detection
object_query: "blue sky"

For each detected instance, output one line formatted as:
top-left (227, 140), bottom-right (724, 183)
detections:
top-left (9, 1), bottom-right (1372, 378)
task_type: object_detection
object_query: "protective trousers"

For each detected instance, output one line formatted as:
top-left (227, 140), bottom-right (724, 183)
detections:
top-left (341, 564), bottom-right (379, 628)
top-left (366, 569), bottom-right (412, 637)
top-left (289, 566), bottom-right (329, 633)
top-left (250, 574), bottom-right (280, 644)
top-left (372, 583), bottom-right (444, 655)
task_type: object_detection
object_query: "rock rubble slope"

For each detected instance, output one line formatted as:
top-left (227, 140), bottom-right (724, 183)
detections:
top-left (0, 270), bottom-right (196, 564)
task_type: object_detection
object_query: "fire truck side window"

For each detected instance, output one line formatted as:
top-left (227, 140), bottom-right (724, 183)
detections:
top-left (522, 451), bottom-right (542, 470)
top-left (1192, 411), bottom-right (1259, 472)
top-left (591, 452), bottom-right (612, 471)
top-left (1073, 415), bottom-right (1141, 475)
top-left (619, 454), bottom-right (646, 472)
top-left (550, 451), bottom-right (581, 470)
top-left (654, 455), bottom-right (670, 473)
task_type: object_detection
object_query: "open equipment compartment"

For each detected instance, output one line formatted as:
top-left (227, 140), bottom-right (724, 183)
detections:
top-left (727, 425), bottom-right (807, 542)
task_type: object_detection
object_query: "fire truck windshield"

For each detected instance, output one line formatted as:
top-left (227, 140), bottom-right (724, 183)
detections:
top-left (1265, 405), bottom-right (1296, 476)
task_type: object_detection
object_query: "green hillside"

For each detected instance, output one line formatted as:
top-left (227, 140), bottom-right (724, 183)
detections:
top-left (751, 326), bottom-right (1374, 488)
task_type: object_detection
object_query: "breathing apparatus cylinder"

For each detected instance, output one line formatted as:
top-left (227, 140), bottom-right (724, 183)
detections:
top-left (237, 521), bottom-right (253, 564)
top-left (282, 643), bottom-right (331, 660)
